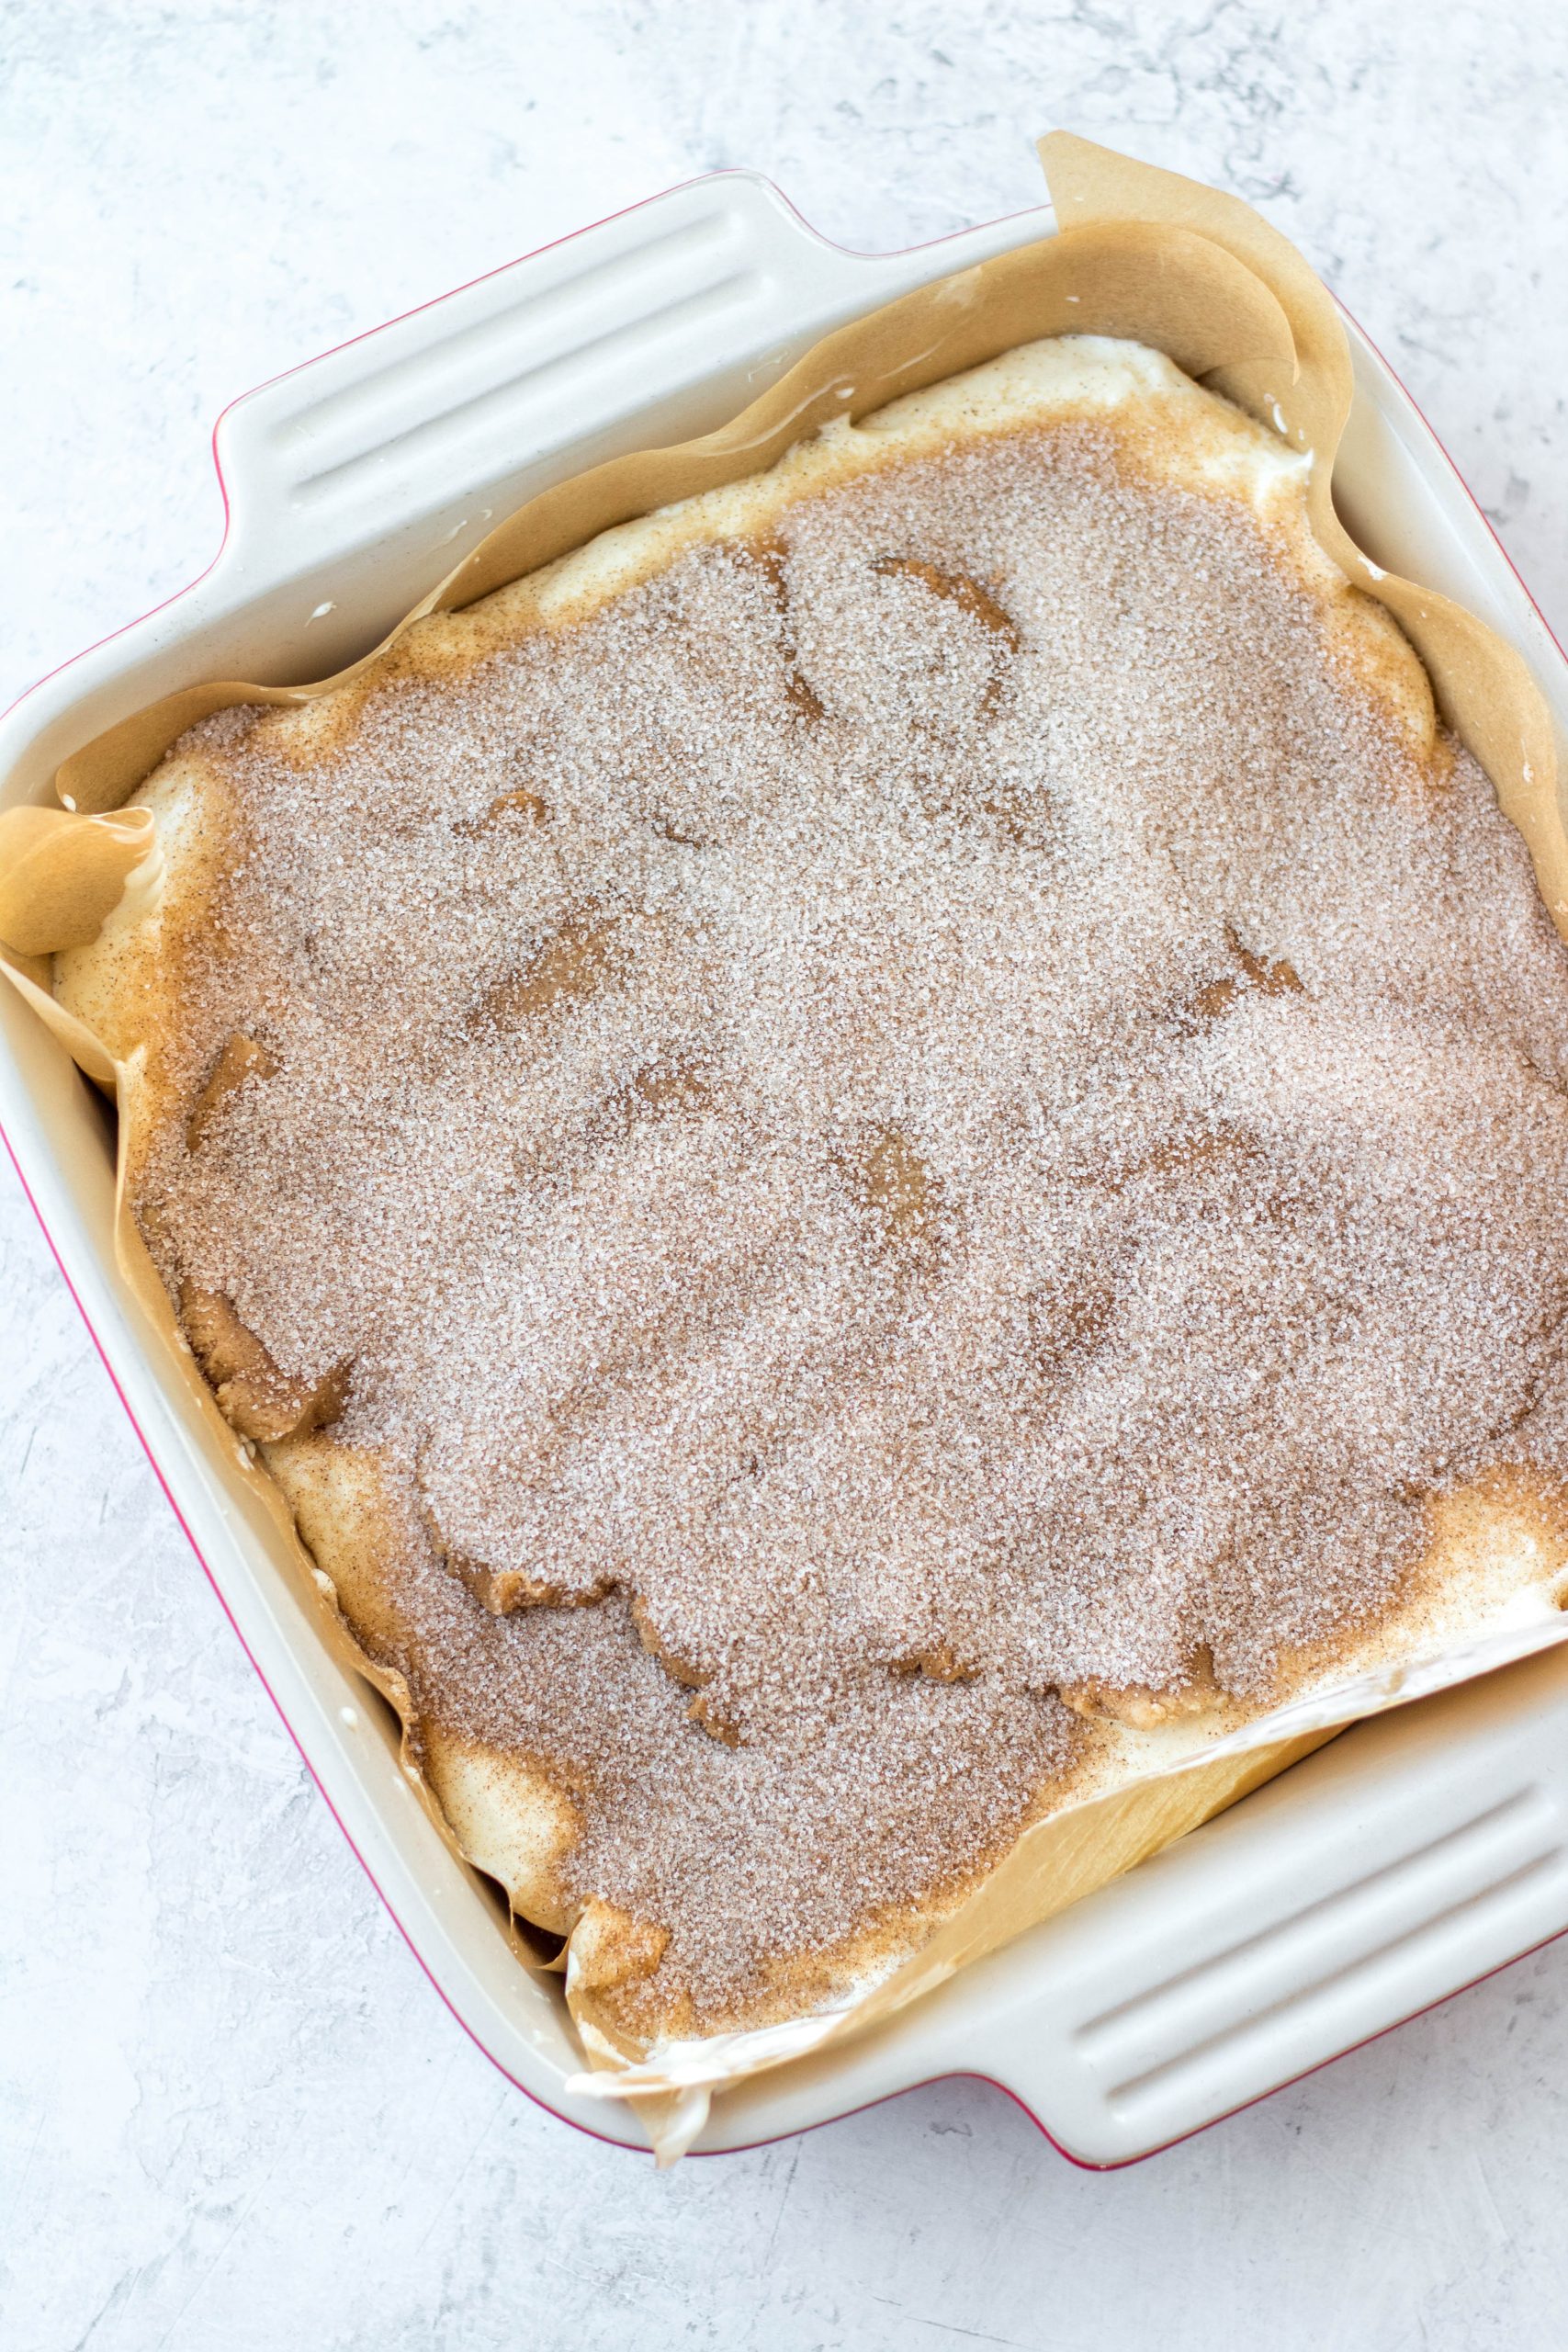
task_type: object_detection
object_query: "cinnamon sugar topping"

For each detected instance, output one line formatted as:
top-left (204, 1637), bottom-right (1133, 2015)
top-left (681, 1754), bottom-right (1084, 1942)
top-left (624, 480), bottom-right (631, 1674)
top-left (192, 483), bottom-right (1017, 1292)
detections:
top-left (134, 413), bottom-right (1568, 2012)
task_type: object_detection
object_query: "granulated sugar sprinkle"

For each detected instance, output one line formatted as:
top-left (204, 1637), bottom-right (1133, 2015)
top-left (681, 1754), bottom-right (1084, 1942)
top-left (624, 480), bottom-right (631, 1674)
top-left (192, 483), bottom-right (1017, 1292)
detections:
top-left (138, 418), bottom-right (1568, 2015)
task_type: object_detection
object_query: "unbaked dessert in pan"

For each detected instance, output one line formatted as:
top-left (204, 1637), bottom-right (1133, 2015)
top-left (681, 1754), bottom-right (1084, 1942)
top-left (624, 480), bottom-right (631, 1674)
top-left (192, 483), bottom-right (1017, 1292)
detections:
top-left (44, 326), bottom-right (1568, 2055)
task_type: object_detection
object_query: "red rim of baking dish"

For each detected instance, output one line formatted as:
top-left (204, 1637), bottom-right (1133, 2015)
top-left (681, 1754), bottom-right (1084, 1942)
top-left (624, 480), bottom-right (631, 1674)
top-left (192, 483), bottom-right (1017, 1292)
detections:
top-left (6, 172), bottom-right (1567, 2167)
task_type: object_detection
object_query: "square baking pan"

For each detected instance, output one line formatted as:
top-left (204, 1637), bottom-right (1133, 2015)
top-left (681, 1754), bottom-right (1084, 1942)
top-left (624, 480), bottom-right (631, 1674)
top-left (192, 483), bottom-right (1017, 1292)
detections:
top-left (6, 166), bottom-right (1568, 2165)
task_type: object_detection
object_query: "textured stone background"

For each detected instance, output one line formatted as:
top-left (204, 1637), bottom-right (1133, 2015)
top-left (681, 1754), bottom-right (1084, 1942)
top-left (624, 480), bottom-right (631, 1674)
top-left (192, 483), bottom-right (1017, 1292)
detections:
top-left (4, 5), bottom-right (1568, 2346)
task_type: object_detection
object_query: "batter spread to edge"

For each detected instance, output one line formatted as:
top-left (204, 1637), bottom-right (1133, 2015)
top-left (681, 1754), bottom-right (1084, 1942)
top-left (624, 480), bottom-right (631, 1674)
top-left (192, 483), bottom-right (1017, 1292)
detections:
top-left (84, 344), bottom-right (1568, 2030)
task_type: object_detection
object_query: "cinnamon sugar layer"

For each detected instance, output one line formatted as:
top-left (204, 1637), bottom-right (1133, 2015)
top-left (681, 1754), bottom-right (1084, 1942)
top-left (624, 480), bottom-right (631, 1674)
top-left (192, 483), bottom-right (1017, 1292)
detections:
top-left (124, 384), bottom-right (1568, 2015)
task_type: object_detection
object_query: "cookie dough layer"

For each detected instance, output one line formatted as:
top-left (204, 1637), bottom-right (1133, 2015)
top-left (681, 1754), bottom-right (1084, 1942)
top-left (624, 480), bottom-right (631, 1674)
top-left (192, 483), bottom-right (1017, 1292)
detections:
top-left (56, 336), bottom-right (1568, 2046)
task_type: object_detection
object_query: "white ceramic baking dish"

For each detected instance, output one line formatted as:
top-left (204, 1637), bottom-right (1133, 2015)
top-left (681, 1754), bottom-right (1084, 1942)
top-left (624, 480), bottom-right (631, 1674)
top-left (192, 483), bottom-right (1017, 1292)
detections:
top-left (7, 168), bottom-right (1568, 2165)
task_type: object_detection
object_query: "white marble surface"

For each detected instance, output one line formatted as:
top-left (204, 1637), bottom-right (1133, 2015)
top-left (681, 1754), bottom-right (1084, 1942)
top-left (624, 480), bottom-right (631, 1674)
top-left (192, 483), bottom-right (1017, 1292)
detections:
top-left (5, 4), bottom-right (1568, 2345)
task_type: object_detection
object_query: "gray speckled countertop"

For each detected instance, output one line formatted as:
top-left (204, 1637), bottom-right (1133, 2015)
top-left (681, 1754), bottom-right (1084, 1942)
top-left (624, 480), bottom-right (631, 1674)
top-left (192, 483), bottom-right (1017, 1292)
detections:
top-left (5, 6), bottom-right (1568, 2346)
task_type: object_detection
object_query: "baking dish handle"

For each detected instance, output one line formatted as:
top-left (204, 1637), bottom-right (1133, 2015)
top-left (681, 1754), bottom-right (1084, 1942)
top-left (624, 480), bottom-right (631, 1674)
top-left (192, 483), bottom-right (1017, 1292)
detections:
top-left (938, 1643), bottom-right (1568, 2165)
top-left (209, 173), bottom-right (1052, 625)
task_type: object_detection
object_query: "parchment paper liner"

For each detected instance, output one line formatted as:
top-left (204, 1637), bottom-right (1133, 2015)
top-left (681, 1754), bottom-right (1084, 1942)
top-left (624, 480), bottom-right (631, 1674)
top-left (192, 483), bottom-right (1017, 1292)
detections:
top-left (6, 135), bottom-right (1568, 2162)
